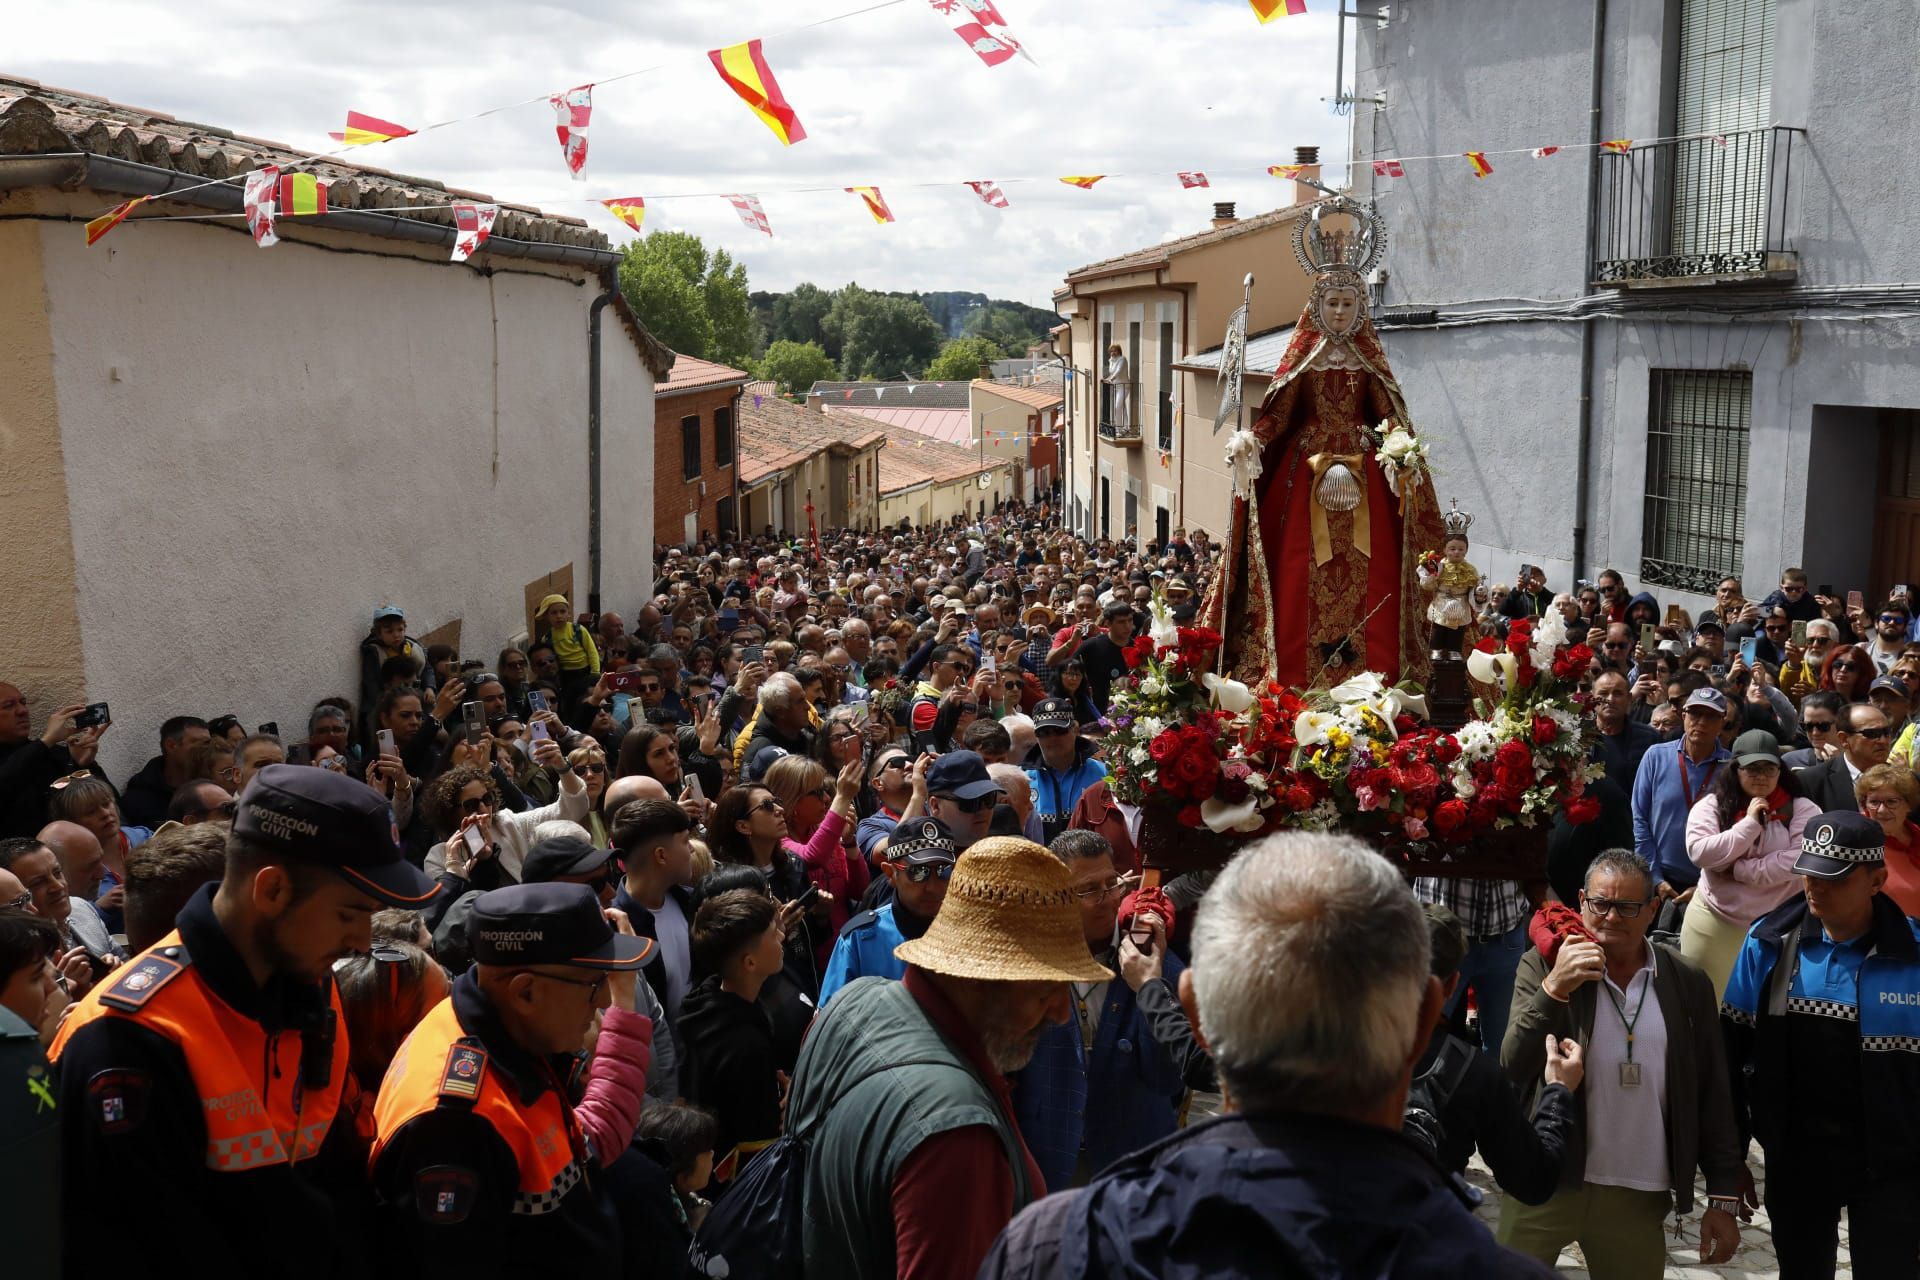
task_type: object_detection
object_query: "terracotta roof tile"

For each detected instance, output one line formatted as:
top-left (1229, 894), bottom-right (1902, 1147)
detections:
top-left (1061, 202), bottom-right (1314, 282)
top-left (834, 413), bottom-right (1006, 494)
top-left (737, 396), bottom-right (885, 486)
top-left (832, 404), bottom-right (971, 445)
top-left (971, 380), bottom-right (1063, 410)
top-left (655, 353), bottom-right (750, 396)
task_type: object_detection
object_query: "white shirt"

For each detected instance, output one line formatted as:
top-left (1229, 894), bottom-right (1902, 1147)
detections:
top-left (650, 894), bottom-right (693, 1022)
top-left (1581, 942), bottom-right (1671, 1192)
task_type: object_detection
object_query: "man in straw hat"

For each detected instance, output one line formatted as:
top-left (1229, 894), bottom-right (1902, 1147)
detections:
top-left (982, 831), bottom-right (1559, 1279)
top-left (782, 835), bottom-right (1109, 1280)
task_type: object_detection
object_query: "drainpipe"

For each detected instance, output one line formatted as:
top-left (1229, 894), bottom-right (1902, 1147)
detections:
top-left (1572, 0), bottom-right (1608, 581)
top-left (588, 280), bottom-right (620, 616)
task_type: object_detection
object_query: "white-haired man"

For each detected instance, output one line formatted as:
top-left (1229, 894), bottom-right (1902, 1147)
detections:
top-left (739, 671), bottom-right (816, 765)
top-left (982, 832), bottom-right (1559, 1278)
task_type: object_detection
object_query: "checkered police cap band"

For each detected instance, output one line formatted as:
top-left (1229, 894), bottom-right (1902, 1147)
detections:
top-left (1801, 820), bottom-right (1885, 865)
top-left (888, 819), bottom-right (956, 862)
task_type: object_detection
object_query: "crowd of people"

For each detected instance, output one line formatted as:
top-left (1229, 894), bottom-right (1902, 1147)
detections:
top-left (4, 508), bottom-right (1919, 1278)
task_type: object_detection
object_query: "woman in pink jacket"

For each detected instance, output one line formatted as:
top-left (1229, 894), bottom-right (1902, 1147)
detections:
top-left (1682, 728), bottom-right (1818, 998)
top-left (761, 754), bottom-right (870, 970)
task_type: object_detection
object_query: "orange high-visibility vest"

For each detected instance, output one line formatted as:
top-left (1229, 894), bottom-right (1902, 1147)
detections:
top-left (51, 929), bottom-right (349, 1172)
top-left (369, 993), bottom-right (589, 1214)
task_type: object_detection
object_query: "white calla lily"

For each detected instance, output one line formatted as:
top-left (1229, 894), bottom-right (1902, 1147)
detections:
top-left (1294, 709), bottom-right (1338, 748)
top-left (1149, 594), bottom-right (1179, 652)
top-left (1387, 689), bottom-right (1431, 723)
top-left (1202, 794), bottom-right (1266, 833)
top-left (1466, 648), bottom-right (1517, 688)
top-left (1328, 672), bottom-right (1387, 705)
top-left (1202, 673), bottom-right (1255, 714)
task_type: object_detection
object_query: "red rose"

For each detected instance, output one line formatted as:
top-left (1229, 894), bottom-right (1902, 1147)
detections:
top-left (1565, 795), bottom-right (1601, 825)
top-left (1284, 785), bottom-right (1314, 812)
top-left (1177, 804), bottom-right (1204, 827)
top-left (1391, 760), bottom-right (1443, 804)
top-left (1432, 734), bottom-right (1462, 764)
top-left (1495, 740), bottom-right (1533, 769)
top-left (1149, 729), bottom-right (1182, 764)
top-left (1433, 799), bottom-right (1469, 837)
top-left (1473, 636), bottom-right (1500, 654)
top-left (1531, 715), bottom-right (1558, 746)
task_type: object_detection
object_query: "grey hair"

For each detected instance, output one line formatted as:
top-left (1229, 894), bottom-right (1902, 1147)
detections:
top-left (758, 672), bottom-right (804, 714)
top-left (531, 819), bottom-right (593, 845)
top-left (1190, 832), bottom-right (1429, 1116)
top-left (1583, 848), bottom-right (1655, 898)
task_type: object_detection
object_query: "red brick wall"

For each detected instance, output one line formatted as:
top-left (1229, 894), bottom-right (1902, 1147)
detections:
top-left (654, 384), bottom-right (742, 548)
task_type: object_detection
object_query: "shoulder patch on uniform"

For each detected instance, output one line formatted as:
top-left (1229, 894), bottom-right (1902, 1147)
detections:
top-left (87, 1068), bottom-right (151, 1134)
top-left (843, 908), bottom-right (880, 933)
top-left (413, 1164), bottom-right (480, 1224)
top-left (98, 952), bottom-right (188, 1012)
top-left (437, 1042), bottom-right (487, 1102)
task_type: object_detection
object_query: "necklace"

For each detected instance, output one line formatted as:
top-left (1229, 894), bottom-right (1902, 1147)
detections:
top-left (1601, 961), bottom-right (1653, 1088)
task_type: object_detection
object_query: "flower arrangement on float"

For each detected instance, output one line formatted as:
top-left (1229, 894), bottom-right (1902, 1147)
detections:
top-left (1102, 598), bottom-right (1602, 844)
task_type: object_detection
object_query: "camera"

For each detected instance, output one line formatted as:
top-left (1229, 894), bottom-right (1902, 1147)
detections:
top-left (73, 702), bottom-right (110, 730)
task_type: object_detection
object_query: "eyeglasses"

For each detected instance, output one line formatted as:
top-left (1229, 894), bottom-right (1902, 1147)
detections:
top-left (1603, 641), bottom-right (1630, 651)
top-left (876, 757), bottom-right (909, 773)
top-left (1073, 878), bottom-right (1132, 902)
top-left (1804, 719), bottom-right (1837, 733)
top-left (936, 793), bottom-right (997, 814)
top-left (1882, 614), bottom-right (1909, 625)
top-left (1582, 894), bottom-right (1648, 918)
top-left (574, 762), bottom-right (607, 776)
top-left (1833, 660), bottom-right (1864, 672)
top-left (459, 795), bottom-right (496, 816)
top-left (524, 969), bottom-right (609, 1002)
top-left (48, 771), bottom-right (94, 791)
top-left (751, 798), bottom-right (784, 815)
top-left (1764, 622), bottom-right (1789, 633)
top-left (955, 703), bottom-right (979, 716)
top-left (895, 861), bottom-right (955, 884)
top-left (2, 891), bottom-right (30, 911)
top-left (1853, 726), bottom-right (1892, 741)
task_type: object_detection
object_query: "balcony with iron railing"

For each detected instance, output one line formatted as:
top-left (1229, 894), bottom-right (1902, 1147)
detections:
top-left (1593, 126), bottom-right (1801, 287)
top-left (1098, 380), bottom-right (1141, 445)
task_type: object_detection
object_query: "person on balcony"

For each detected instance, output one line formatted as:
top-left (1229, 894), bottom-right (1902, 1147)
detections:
top-left (1104, 345), bottom-right (1130, 429)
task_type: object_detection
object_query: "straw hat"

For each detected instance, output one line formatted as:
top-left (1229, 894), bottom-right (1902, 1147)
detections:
top-left (894, 837), bottom-right (1113, 983)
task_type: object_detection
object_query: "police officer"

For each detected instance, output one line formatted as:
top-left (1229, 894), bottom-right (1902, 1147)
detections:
top-left (370, 881), bottom-right (652, 1275)
top-left (817, 817), bottom-right (956, 1006)
top-left (51, 763), bottom-right (440, 1278)
top-left (1722, 810), bottom-right (1920, 1274)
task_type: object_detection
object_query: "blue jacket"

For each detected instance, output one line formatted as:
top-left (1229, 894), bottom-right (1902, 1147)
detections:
top-left (1631, 740), bottom-right (1729, 889)
top-left (817, 903), bottom-right (906, 1007)
top-left (1010, 951), bottom-right (1189, 1191)
top-left (1027, 745), bottom-right (1108, 844)
top-left (980, 1112), bottom-right (1556, 1280)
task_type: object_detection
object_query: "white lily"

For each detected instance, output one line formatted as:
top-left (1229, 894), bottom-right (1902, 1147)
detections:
top-left (1203, 672), bottom-right (1255, 714)
top-left (1148, 593), bottom-right (1179, 652)
top-left (1466, 648), bottom-right (1517, 688)
top-left (1387, 689), bottom-right (1431, 723)
top-left (1328, 672), bottom-right (1387, 705)
top-left (1295, 709), bottom-right (1339, 748)
top-left (1202, 794), bottom-right (1266, 833)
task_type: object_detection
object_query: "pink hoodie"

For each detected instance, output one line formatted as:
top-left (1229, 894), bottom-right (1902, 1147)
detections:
top-left (576, 1005), bottom-right (653, 1160)
top-left (1684, 793), bottom-right (1819, 927)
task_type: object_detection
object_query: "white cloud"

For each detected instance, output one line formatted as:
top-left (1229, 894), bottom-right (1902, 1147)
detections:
top-left (9, 0), bottom-right (1348, 305)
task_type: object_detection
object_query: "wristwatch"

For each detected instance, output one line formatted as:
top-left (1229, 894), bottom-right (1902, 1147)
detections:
top-left (1707, 1195), bottom-right (1742, 1214)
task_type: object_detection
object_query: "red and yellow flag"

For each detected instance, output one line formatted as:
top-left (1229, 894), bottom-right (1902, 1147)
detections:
top-left (601, 198), bottom-right (646, 233)
top-left (846, 186), bottom-right (895, 224)
top-left (277, 173), bottom-right (329, 217)
top-left (1268, 164), bottom-right (1305, 180)
top-left (85, 196), bottom-right (148, 246)
top-left (1600, 138), bottom-right (1633, 153)
top-left (1060, 175), bottom-right (1104, 188)
top-left (709, 39), bottom-right (807, 146)
top-left (328, 110), bottom-right (415, 146)
top-left (1250, 0), bottom-right (1308, 20)
top-left (1464, 151), bottom-right (1493, 178)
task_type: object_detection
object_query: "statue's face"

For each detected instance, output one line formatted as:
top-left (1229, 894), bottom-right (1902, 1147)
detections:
top-left (1318, 286), bottom-right (1361, 336)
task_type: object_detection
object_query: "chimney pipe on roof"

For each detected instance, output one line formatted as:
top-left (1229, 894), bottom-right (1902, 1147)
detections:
top-left (1293, 144), bottom-right (1323, 207)
top-left (1211, 201), bottom-right (1237, 230)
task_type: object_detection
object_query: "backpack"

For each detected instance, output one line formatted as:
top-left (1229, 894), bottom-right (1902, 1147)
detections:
top-left (1401, 1034), bottom-right (1475, 1160)
top-left (689, 1057), bottom-right (947, 1280)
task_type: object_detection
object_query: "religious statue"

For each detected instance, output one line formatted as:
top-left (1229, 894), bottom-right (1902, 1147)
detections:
top-left (1202, 196), bottom-right (1445, 690)
top-left (1420, 501), bottom-right (1481, 659)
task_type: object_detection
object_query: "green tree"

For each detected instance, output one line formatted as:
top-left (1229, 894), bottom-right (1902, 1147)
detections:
top-left (964, 303), bottom-right (1045, 355)
top-left (756, 340), bottom-right (839, 395)
top-left (616, 230), bottom-right (754, 366)
top-left (835, 291), bottom-right (945, 380)
top-left (924, 336), bottom-right (1006, 382)
top-left (771, 282), bottom-right (834, 352)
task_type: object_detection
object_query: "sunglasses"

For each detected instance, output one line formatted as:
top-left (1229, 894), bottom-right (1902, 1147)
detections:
top-left (955, 703), bottom-right (979, 716)
top-left (1805, 719), bottom-right (1837, 732)
top-left (1882, 614), bottom-right (1909, 625)
top-left (1833, 660), bottom-right (1864, 672)
top-left (574, 762), bottom-right (607, 776)
top-left (876, 757), bottom-right (909, 773)
top-left (48, 771), bottom-right (95, 791)
top-left (751, 798), bottom-right (784, 815)
top-left (936, 793), bottom-right (997, 814)
top-left (896, 861), bottom-right (955, 884)
top-left (460, 795), bottom-right (495, 816)
top-left (1853, 726), bottom-right (1892, 741)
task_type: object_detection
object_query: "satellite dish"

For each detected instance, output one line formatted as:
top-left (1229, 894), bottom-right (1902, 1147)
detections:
top-left (976, 472), bottom-right (992, 490)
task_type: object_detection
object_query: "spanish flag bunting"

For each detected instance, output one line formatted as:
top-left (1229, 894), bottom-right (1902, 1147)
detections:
top-left (709, 39), bottom-right (807, 146)
top-left (1600, 137), bottom-right (1633, 153)
top-left (243, 167), bottom-right (280, 247)
top-left (1268, 164), bottom-right (1305, 179)
top-left (1465, 151), bottom-right (1493, 178)
top-left (846, 186), bottom-right (896, 224)
top-left (966, 180), bottom-right (1009, 209)
top-left (328, 110), bottom-right (415, 146)
top-left (1060, 175), bottom-right (1104, 188)
top-left (85, 195), bottom-right (148, 246)
top-left (602, 198), bottom-right (646, 233)
top-left (1177, 171), bottom-right (1210, 189)
top-left (278, 173), bottom-right (329, 217)
top-left (1249, 0), bottom-right (1308, 20)
top-left (1371, 159), bottom-right (1405, 178)
top-left (1531, 146), bottom-right (1560, 159)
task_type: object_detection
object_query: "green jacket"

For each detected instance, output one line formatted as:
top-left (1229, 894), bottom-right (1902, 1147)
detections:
top-left (787, 976), bottom-right (1035, 1280)
top-left (0, 1005), bottom-right (59, 1277)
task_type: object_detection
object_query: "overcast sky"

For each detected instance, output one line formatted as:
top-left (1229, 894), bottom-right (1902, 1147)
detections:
top-left (9, 0), bottom-right (1349, 306)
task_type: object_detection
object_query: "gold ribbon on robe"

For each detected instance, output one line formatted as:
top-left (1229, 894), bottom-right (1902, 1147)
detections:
top-left (1306, 451), bottom-right (1371, 566)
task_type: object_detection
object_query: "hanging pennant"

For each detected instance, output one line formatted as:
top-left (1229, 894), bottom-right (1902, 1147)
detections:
top-left (710, 40), bottom-right (808, 146)
top-left (926, 0), bottom-right (1031, 68)
top-left (278, 173), bottom-right (329, 217)
top-left (1531, 146), bottom-right (1560, 159)
top-left (1600, 138), bottom-right (1633, 153)
top-left (243, 166), bottom-right (281, 248)
top-left (85, 196), bottom-right (149, 247)
top-left (450, 201), bottom-right (497, 262)
top-left (550, 84), bottom-right (593, 179)
top-left (1177, 172), bottom-right (1210, 189)
top-left (1371, 159), bottom-right (1405, 178)
top-left (1267, 164), bottom-right (1305, 179)
top-left (1060, 175), bottom-right (1104, 188)
top-left (602, 198), bottom-right (647, 233)
top-left (1249, 0), bottom-right (1308, 21)
top-left (328, 110), bottom-right (415, 146)
top-left (846, 186), bottom-right (896, 224)
top-left (1464, 151), bottom-right (1493, 178)
top-left (726, 194), bottom-right (773, 236)
top-left (966, 180), bottom-right (1009, 208)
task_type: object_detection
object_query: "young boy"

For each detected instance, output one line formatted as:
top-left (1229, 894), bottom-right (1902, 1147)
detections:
top-left (633, 1102), bottom-right (719, 1233)
top-left (676, 889), bottom-right (786, 1183)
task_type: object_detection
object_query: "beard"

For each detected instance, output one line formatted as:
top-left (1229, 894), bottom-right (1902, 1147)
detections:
top-left (978, 1015), bottom-right (1046, 1074)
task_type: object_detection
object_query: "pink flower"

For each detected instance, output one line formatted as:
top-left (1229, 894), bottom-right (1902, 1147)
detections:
top-left (1403, 816), bottom-right (1429, 840)
top-left (1355, 784), bottom-right (1385, 813)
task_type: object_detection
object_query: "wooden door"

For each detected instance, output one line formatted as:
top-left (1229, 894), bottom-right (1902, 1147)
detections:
top-left (1870, 410), bottom-right (1920, 599)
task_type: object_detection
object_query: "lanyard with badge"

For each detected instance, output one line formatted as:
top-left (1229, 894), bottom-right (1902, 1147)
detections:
top-left (1603, 969), bottom-right (1652, 1087)
top-left (1677, 746), bottom-right (1719, 808)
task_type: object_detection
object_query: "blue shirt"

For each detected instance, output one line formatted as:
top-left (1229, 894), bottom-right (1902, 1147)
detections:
top-left (818, 904), bottom-right (907, 1007)
top-left (1631, 741), bottom-right (1730, 889)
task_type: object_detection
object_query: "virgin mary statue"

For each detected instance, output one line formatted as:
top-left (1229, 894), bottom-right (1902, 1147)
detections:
top-left (1201, 196), bottom-right (1445, 691)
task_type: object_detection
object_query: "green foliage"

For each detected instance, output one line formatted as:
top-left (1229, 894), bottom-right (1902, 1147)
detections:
top-left (964, 303), bottom-right (1048, 355)
top-left (757, 340), bottom-right (840, 395)
top-left (616, 230), bottom-right (754, 367)
top-left (834, 290), bottom-right (946, 380)
top-left (924, 336), bottom-right (1007, 383)
top-left (770, 282), bottom-right (834, 354)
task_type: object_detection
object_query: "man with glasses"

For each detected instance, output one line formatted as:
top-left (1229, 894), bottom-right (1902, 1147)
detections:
top-left (1588, 671), bottom-right (1660, 794)
top-left (857, 749), bottom-right (915, 863)
top-left (371, 881), bottom-right (652, 1270)
top-left (1797, 702), bottom-right (1893, 814)
top-left (1500, 849), bottom-right (1742, 1270)
top-left (167, 779), bottom-right (235, 827)
top-left (926, 751), bottom-right (1004, 852)
top-left (1634, 688), bottom-right (1732, 909)
top-left (1784, 691), bottom-right (1847, 769)
top-left (1722, 810), bottom-right (1920, 1275)
top-left (819, 817), bottom-right (958, 1005)
top-left (1596, 623), bottom-right (1636, 677)
top-left (909, 645), bottom-right (973, 752)
top-left (1867, 599), bottom-right (1912, 675)
top-left (1026, 699), bottom-right (1108, 843)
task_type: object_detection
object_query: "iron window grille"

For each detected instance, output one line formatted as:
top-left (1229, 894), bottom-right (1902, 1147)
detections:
top-left (1640, 370), bottom-right (1751, 592)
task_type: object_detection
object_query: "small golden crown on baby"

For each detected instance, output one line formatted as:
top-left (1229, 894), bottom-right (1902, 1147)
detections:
top-left (1442, 499), bottom-right (1474, 539)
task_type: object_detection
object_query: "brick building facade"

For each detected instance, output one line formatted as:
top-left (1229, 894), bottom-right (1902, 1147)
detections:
top-left (653, 354), bottom-right (749, 549)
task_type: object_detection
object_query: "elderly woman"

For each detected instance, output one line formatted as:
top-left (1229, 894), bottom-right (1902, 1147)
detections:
top-left (46, 774), bottom-right (142, 928)
top-left (1859, 763), bottom-right (1920, 917)
top-left (421, 738), bottom-right (589, 886)
top-left (1682, 729), bottom-right (1818, 998)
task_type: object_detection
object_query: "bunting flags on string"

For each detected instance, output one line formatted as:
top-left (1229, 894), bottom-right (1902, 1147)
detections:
top-left (1268, 164), bottom-right (1305, 180)
top-left (1177, 172), bottom-right (1210, 189)
top-left (602, 197), bottom-right (646, 232)
top-left (1531, 146), bottom-right (1560, 159)
top-left (847, 186), bottom-right (896, 224)
top-left (1060, 175), bottom-right (1104, 188)
top-left (710, 39), bottom-right (807, 146)
top-left (926, 0), bottom-right (1029, 68)
top-left (244, 166), bottom-right (280, 247)
top-left (278, 173), bottom-right (328, 216)
top-left (85, 196), bottom-right (148, 246)
top-left (450, 201), bottom-right (497, 262)
top-left (966, 180), bottom-right (1009, 209)
top-left (727, 194), bottom-right (773, 236)
top-left (1465, 151), bottom-right (1493, 178)
top-left (550, 85), bottom-right (593, 179)
top-left (1710, 134), bottom-right (1729, 148)
top-left (329, 110), bottom-right (414, 146)
top-left (1600, 138), bottom-right (1633, 153)
top-left (1249, 0), bottom-right (1308, 21)
top-left (1372, 159), bottom-right (1405, 178)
